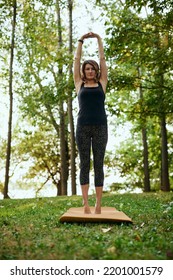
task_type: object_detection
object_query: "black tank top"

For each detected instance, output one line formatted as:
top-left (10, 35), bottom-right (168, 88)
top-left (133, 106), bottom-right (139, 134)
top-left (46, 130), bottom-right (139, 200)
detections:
top-left (77, 82), bottom-right (107, 126)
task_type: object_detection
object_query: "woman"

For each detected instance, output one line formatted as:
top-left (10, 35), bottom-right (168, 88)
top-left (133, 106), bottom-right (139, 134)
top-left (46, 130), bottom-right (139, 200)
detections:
top-left (73, 32), bottom-right (108, 214)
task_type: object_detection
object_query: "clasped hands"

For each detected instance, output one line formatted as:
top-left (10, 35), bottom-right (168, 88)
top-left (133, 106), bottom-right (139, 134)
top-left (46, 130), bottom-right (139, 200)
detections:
top-left (80, 32), bottom-right (101, 41)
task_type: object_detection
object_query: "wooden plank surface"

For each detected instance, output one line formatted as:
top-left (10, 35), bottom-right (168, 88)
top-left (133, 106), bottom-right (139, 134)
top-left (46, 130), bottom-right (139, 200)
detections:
top-left (60, 207), bottom-right (132, 223)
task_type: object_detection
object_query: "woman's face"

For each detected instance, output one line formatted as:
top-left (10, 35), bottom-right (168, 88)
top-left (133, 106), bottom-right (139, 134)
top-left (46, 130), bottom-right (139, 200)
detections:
top-left (84, 63), bottom-right (96, 80)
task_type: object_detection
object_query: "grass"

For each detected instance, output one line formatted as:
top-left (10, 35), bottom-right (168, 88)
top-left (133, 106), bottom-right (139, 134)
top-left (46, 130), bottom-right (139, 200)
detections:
top-left (0, 192), bottom-right (173, 260)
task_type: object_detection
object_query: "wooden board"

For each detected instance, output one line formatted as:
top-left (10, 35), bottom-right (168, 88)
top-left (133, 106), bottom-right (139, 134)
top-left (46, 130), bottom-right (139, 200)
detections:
top-left (59, 207), bottom-right (132, 223)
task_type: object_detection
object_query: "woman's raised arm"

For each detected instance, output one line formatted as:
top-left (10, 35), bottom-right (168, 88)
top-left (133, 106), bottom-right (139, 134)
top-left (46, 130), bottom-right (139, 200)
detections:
top-left (73, 33), bottom-right (93, 93)
top-left (73, 32), bottom-right (108, 93)
top-left (84, 32), bottom-right (108, 92)
top-left (92, 33), bottom-right (108, 93)
top-left (98, 36), bottom-right (108, 90)
top-left (73, 38), bottom-right (83, 93)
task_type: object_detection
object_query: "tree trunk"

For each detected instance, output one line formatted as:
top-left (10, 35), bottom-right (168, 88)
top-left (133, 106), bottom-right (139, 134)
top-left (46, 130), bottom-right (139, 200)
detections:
top-left (4, 0), bottom-right (17, 199)
top-left (160, 114), bottom-right (170, 191)
top-left (68, 0), bottom-right (76, 195)
top-left (56, 0), bottom-right (68, 195)
top-left (157, 71), bottom-right (170, 191)
top-left (152, 1), bottom-right (170, 191)
top-left (59, 102), bottom-right (68, 195)
top-left (138, 67), bottom-right (150, 192)
top-left (142, 127), bottom-right (150, 192)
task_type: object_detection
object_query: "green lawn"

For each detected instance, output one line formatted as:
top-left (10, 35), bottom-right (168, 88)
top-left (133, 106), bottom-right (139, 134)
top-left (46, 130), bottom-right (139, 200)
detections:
top-left (0, 192), bottom-right (173, 260)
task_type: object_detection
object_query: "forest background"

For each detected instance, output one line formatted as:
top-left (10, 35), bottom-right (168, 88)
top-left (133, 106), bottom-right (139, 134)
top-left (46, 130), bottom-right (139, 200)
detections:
top-left (0, 0), bottom-right (173, 199)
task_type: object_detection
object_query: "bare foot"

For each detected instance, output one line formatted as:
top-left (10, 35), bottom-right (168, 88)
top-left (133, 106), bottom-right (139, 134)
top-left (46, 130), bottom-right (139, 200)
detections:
top-left (84, 205), bottom-right (91, 214)
top-left (95, 205), bottom-right (101, 214)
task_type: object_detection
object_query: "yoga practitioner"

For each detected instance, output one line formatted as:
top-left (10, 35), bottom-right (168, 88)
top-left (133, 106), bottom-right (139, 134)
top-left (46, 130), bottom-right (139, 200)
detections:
top-left (73, 32), bottom-right (108, 214)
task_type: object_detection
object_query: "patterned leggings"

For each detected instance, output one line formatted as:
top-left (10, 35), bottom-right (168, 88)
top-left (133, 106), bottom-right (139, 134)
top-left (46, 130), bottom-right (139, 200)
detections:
top-left (76, 125), bottom-right (108, 187)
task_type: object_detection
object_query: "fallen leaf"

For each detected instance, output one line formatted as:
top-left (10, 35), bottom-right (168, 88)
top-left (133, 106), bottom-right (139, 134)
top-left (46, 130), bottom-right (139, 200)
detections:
top-left (107, 246), bottom-right (116, 254)
top-left (135, 234), bottom-right (141, 241)
top-left (101, 227), bottom-right (112, 233)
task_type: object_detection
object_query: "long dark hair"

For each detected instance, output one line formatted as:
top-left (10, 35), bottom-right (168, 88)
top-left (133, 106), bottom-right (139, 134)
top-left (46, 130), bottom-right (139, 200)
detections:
top-left (81, 60), bottom-right (100, 82)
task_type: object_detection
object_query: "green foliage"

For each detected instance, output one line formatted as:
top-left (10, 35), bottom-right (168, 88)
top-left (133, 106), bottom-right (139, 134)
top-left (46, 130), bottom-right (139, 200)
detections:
top-left (125, 0), bottom-right (173, 13)
top-left (110, 136), bottom-right (144, 188)
top-left (0, 0), bottom-right (75, 196)
top-left (13, 123), bottom-right (61, 191)
top-left (103, 1), bottom-right (173, 190)
top-left (0, 182), bottom-right (4, 195)
top-left (1, 0), bottom-right (173, 195)
top-left (0, 193), bottom-right (173, 259)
